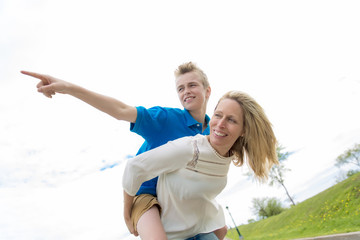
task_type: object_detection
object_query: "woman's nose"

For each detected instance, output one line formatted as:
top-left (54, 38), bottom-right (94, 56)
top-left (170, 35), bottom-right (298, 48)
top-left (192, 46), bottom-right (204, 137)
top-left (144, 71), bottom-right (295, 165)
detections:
top-left (217, 118), bottom-right (226, 128)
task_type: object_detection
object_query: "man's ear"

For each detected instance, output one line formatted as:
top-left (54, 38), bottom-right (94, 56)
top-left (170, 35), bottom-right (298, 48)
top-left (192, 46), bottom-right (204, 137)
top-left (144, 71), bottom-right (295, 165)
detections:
top-left (206, 86), bottom-right (211, 99)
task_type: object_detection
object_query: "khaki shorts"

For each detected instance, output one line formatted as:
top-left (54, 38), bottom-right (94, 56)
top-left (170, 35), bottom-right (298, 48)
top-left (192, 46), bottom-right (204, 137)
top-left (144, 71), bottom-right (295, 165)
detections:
top-left (131, 194), bottom-right (162, 232)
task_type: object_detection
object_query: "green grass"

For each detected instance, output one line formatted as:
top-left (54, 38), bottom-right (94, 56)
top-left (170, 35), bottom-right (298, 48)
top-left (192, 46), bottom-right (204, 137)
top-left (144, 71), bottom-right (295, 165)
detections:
top-left (226, 172), bottom-right (360, 240)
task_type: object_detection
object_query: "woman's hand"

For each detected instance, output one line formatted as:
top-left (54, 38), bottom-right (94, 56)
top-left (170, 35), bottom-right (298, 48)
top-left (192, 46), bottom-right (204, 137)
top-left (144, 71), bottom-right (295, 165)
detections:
top-left (124, 212), bottom-right (139, 236)
top-left (123, 191), bottom-right (138, 236)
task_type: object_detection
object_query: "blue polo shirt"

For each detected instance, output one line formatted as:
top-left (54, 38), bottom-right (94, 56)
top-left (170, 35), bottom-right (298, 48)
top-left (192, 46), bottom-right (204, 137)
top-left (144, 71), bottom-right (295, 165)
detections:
top-left (130, 106), bottom-right (210, 196)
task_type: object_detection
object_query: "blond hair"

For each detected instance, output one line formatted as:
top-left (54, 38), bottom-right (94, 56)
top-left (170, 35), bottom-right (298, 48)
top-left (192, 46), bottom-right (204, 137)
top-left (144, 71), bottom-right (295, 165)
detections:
top-left (216, 91), bottom-right (278, 180)
top-left (174, 62), bottom-right (210, 89)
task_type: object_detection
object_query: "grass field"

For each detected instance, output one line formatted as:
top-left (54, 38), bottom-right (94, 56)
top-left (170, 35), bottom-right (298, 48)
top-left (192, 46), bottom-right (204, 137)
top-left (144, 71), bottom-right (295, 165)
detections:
top-left (226, 172), bottom-right (360, 240)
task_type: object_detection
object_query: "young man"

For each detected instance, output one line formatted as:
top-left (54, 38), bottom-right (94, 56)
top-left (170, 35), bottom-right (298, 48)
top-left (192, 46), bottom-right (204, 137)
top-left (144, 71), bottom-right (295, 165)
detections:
top-left (21, 62), bottom-right (227, 239)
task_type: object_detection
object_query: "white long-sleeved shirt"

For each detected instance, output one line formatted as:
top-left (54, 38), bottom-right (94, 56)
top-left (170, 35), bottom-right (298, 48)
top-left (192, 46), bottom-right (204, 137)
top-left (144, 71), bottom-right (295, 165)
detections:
top-left (122, 134), bottom-right (233, 240)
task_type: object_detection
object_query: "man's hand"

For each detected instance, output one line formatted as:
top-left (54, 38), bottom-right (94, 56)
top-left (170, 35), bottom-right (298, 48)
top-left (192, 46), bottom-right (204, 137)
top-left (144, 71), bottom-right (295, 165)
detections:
top-left (21, 70), bottom-right (70, 98)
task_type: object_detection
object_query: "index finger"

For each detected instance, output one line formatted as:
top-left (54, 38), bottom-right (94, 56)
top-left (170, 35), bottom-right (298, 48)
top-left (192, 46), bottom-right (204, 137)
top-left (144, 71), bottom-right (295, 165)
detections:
top-left (21, 70), bottom-right (50, 85)
top-left (21, 70), bottom-right (43, 79)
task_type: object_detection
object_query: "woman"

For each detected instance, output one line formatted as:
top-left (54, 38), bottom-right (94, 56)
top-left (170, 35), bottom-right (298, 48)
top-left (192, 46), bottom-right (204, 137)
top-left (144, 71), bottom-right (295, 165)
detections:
top-left (123, 90), bottom-right (278, 240)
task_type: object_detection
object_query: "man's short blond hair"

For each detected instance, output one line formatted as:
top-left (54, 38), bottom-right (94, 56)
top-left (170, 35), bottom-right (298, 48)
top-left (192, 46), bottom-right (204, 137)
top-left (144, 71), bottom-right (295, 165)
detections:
top-left (174, 62), bottom-right (210, 89)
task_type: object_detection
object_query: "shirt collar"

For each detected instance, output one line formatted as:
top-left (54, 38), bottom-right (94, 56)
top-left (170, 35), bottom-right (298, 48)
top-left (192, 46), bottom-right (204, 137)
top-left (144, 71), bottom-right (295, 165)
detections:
top-left (183, 109), bottom-right (210, 127)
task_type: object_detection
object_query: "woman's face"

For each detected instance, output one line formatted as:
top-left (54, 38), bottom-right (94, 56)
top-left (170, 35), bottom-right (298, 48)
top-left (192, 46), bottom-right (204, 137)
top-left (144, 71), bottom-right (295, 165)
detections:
top-left (209, 98), bottom-right (244, 156)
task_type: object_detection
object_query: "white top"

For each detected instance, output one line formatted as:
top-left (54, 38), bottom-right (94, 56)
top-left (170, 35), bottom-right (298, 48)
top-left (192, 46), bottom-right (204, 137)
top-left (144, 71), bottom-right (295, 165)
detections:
top-left (122, 134), bottom-right (233, 240)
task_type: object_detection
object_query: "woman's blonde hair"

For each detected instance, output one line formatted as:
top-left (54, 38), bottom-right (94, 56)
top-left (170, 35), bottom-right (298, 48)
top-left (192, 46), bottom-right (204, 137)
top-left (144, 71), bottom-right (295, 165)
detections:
top-left (216, 91), bottom-right (278, 180)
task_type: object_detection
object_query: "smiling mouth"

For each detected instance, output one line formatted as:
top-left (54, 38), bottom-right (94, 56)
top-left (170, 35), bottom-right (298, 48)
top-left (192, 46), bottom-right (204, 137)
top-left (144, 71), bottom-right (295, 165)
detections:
top-left (184, 96), bottom-right (195, 102)
top-left (214, 130), bottom-right (226, 137)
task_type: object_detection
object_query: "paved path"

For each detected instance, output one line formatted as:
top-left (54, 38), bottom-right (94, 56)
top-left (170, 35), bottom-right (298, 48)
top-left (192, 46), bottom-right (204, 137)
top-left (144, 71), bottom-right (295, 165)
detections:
top-left (293, 231), bottom-right (360, 240)
top-left (225, 231), bottom-right (360, 240)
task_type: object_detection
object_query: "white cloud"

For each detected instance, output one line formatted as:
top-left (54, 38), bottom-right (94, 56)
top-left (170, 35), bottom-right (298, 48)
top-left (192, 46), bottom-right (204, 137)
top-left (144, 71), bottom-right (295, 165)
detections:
top-left (0, 164), bottom-right (136, 240)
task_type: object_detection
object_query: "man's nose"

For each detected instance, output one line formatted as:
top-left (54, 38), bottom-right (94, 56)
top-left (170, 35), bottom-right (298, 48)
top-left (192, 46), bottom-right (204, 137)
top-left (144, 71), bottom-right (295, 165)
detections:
top-left (184, 86), bottom-right (190, 94)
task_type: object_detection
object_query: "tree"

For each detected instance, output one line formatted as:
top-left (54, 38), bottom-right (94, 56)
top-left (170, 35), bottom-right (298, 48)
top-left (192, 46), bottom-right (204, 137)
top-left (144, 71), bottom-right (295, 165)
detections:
top-left (268, 145), bottom-right (296, 206)
top-left (251, 197), bottom-right (267, 219)
top-left (265, 197), bottom-right (285, 216)
top-left (251, 197), bottom-right (285, 219)
top-left (336, 143), bottom-right (360, 168)
top-left (346, 169), bottom-right (360, 177)
top-left (245, 144), bottom-right (296, 205)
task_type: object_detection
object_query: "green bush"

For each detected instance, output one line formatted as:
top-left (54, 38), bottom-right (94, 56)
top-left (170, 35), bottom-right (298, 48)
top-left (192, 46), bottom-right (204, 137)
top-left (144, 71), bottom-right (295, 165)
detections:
top-left (251, 197), bottom-right (285, 219)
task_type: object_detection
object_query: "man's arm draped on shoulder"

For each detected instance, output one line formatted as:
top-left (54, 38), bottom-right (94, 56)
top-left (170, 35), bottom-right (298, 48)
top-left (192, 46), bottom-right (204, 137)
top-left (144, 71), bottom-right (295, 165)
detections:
top-left (21, 71), bottom-right (137, 122)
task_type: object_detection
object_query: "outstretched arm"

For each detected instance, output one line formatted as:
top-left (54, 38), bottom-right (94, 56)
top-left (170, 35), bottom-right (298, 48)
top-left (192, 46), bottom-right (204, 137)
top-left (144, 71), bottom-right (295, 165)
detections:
top-left (21, 71), bottom-right (137, 122)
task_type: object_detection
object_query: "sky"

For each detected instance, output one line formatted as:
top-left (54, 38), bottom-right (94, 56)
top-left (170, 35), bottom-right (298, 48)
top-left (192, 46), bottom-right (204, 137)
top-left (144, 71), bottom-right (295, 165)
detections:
top-left (1, 0), bottom-right (360, 239)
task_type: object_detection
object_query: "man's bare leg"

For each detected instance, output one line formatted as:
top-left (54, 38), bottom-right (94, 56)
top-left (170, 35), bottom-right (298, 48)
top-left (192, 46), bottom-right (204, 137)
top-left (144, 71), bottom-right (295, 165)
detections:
top-left (137, 206), bottom-right (167, 240)
top-left (213, 226), bottom-right (228, 240)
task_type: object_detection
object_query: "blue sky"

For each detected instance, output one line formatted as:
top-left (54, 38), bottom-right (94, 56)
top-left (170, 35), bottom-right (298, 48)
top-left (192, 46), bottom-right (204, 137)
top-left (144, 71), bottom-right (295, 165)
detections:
top-left (1, 0), bottom-right (360, 239)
